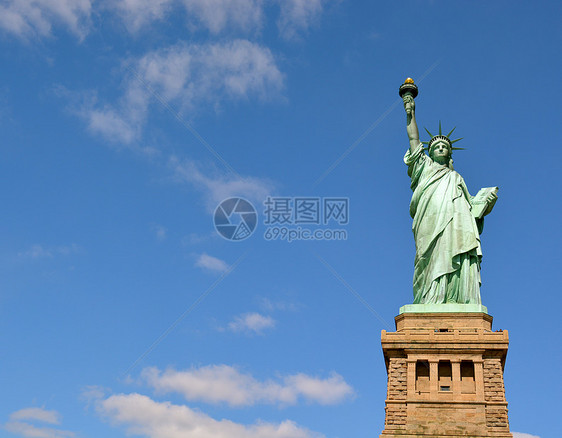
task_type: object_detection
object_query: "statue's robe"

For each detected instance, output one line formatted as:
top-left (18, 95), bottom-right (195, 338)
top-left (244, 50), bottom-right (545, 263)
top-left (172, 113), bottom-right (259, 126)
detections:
top-left (404, 143), bottom-right (482, 304)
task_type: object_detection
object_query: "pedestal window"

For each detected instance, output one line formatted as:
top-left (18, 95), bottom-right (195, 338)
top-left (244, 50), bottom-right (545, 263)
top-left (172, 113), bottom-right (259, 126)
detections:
top-left (415, 360), bottom-right (430, 393)
top-left (461, 360), bottom-right (476, 394)
top-left (438, 360), bottom-right (452, 391)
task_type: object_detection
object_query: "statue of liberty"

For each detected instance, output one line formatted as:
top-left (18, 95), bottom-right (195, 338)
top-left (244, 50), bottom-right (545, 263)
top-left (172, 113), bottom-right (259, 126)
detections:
top-left (400, 79), bottom-right (497, 305)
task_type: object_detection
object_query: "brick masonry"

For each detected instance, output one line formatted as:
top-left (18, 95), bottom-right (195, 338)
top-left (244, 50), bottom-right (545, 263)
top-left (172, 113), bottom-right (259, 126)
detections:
top-left (380, 312), bottom-right (512, 438)
top-left (384, 358), bottom-right (408, 430)
top-left (483, 358), bottom-right (510, 432)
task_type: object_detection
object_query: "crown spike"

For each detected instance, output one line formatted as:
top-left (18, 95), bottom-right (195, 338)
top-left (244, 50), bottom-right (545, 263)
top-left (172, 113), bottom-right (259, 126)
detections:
top-left (425, 123), bottom-right (466, 153)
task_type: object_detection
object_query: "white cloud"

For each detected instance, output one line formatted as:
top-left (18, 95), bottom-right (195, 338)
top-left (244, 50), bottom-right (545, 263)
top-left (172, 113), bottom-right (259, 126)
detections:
top-left (82, 103), bottom-right (140, 145)
top-left (195, 253), bottom-right (229, 273)
top-left (182, 0), bottom-right (264, 34)
top-left (98, 393), bottom-right (322, 438)
top-left (68, 41), bottom-right (277, 216)
top-left (81, 385), bottom-right (109, 404)
top-left (56, 244), bottom-right (82, 255)
top-left (110, 0), bottom-right (327, 39)
top-left (0, 0), bottom-right (327, 42)
top-left (111, 0), bottom-right (175, 33)
top-left (227, 312), bottom-right (275, 334)
top-left (0, 0), bottom-right (92, 40)
top-left (4, 407), bottom-right (74, 438)
top-left (4, 423), bottom-right (75, 438)
top-left (276, 0), bottom-right (324, 40)
top-left (512, 433), bottom-right (540, 438)
top-left (79, 39), bottom-right (283, 144)
top-left (153, 225), bottom-right (167, 241)
top-left (170, 157), bottom-right (274, 209)
top-left (9, 408), bottom-right (60, 424)
top-left (18, 244), bottom-right (81, 259)
top-left (111, 0), bottom-right (264, 34)
top-left (18, 244), bottom-right (53, 259)
top-left (259, 298), bottom-right (299, 312)
top-left (142, 364), bottom-right (355, 407)
top-left (182, 232), bottom-right (215, 245)
top-left (4, 423), bottom-right (74, 438)
top-left (78, 80), bottom-right (148, 145)
top-left (283, 373), bottom-right (352, 405)
top-left (136, 39), bottom-right (283, 103)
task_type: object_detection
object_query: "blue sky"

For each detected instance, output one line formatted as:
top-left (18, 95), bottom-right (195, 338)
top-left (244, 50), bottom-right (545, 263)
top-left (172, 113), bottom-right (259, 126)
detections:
top-left (0, 1), bottom-right (559, 437)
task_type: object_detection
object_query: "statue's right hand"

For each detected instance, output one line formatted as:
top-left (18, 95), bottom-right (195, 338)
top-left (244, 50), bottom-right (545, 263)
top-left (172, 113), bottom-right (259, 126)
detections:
top-left (403, 95), bottom-right (415, 115)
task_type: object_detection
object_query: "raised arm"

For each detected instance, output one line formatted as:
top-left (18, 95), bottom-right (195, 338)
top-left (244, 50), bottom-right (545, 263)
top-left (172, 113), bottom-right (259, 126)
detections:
top-left (403, 94), bottom-right (420, 153)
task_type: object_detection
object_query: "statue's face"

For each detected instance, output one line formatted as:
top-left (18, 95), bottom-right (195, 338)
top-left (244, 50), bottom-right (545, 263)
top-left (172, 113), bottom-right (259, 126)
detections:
top-left (430, 140), bottom-right (451, 165)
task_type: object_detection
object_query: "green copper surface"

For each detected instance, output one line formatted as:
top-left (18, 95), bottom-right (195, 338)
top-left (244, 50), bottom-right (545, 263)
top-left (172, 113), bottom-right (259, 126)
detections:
top-left (401, 80), bottom-right (498, 306)
top-left (399, 303), bottom-right (488, 314)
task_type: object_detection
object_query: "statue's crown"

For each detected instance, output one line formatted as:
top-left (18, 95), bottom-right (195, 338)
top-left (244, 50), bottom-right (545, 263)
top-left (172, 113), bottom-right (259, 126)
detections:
top-left (422, 121), bottom-right (464, 153)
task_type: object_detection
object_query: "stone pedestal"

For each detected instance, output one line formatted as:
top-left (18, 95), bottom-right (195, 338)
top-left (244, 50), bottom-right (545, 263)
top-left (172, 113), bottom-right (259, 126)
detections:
top-left (380, 309), bottom-right (512, 438)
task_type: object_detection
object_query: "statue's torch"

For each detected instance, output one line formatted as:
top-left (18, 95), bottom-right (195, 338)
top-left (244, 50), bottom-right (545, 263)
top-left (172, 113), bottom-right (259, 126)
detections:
top-left (399, 78), bottom-right (418, 114)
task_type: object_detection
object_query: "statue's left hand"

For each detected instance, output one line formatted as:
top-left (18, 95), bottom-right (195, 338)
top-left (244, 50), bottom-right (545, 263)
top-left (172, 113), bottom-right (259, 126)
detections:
top-left (403, 94), bottom-right (415, 116)
top-left (483, 192), bottom-right (498, 216)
